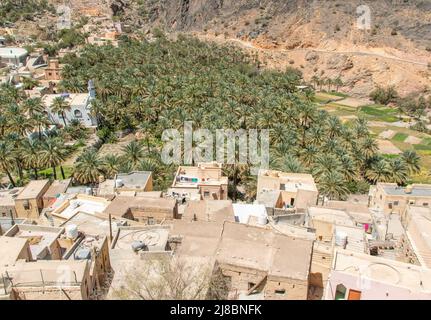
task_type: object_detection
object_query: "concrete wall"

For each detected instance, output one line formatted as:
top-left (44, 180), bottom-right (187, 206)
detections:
top-left (219, 264), bottom-right (308, 300)
top-left (264, 276), bottom-right (308, 300)
top-left (325, 270), bottom-right (431, 300)
top-left (130, 203), bottom-right (178, 224)
top-left (200, 184), bottom-right (227, 200)
top-left (15, 198), bottom-right (42, 219)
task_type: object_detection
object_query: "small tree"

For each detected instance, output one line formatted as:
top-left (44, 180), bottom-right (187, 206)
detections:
top-left (110, 256), bottom-right (230, 300)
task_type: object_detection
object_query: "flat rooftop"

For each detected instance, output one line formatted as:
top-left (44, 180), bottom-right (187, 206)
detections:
top-left (381, 183), bottom-right (431, 197)
top-left (16, 180), bottom-right (50, 200)
top-left (42, 93), bottom-right (89, 108)
top-left (335, 225), bottom-right (367, 253)
top-left (324, 200), bottom-right (372, 224)
top-left (333, 249), bottom-right (431, 293)
top-left (216, 222), bottom-right (313, 280)
top-left (116, 171), bottom-right (151, 189)
top-left (0, 237), bottom-right (29, 268)
top-left (61, 211), bottom-right (119, 238)
top-left (182, 200), bottom-right (234, 222)
top-left (112, 226), bottom-right (170, 252)
top-left (171, 220), bottom-right (223, 258)
top-left (104, 196), bottom-right (176, 218)
top-left (232, 203), bottom-right (267, 224)
top-left (308, 207), bottom-right (355, 226)
top-left (4, 224), bottom-right (64, 260)
top-left (173, 163), bottom-right (228, 188)
top-left (43, 179), bottom-right (71, 199)
top-left (0, 187), bottom-right (23, 206)
top-left (258, 170), bottom-right (317, 191)
top-left (0, 47), bottom-right (28, 58)
top-left (52, 194), bottom-right (110, 219)
top-left (5, 259), bottom-right (88, 286)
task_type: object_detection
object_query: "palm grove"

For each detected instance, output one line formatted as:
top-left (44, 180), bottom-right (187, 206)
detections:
top-left (0, 34), bottom-right (421, 200)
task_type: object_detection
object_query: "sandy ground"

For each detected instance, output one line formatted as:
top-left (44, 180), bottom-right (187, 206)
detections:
top-left (335, 97), bottom-right (372, 108)
top-left (379, 130), bottom-right (396, 139)
top-left (377, 139), bottom-right (402, 155)
top-left (404, 135), bottom-right (422, 145)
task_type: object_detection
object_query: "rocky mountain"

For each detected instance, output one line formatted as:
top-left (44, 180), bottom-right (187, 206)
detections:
top-left (113, 0), bottom-right (431, 97)
top-left (6, 0), bottom-right (431, 97)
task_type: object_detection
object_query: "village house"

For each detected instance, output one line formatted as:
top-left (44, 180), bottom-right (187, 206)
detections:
top-left (114, 171), bottom-right (153, 195)
top-left (0, 47), bottom-right (28, 66)
top-left (181, 200), bottom-right (235, 223)
top-left (103, 196), bottom-right (178, 224)
top-left (256, 170), bottom-right (318, 214)
top-left (107, 225), bottom-right (172, 299)
top-left (215, 222), bottom-right (314, 300)
top-left (44, 59), bottom-right (62, 81)
top-left (5, 260), bottom-right (92, 300)
top-left (3, 224), bottom-right (66, 260)
top-left (0, 187), bottom-right (23, 218)
top-left (169, 162), bottom-right (228, 201)
top-left (43, 179), bottom-right (72, 208)
top-left (49, 194), bottom-right (111, 222)
top-left (60, 212), bottom-right (114, 295)
top-left (325, 249), bottom-right (431, 300)
top-left (42, 88), bottom-right (97, 128)
top-left (369, 183), bottom-right (431, 216)
top-left (14, 180), bottom-right (51, 219)
top-left (401, 205), bottom-right (431, 268)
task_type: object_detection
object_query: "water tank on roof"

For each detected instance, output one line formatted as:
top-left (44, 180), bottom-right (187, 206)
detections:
top-left (257, 214), bottom-right (268, 225)
top-left (335, 231), bottom-right (348, 248)
top-left (65, 224), bottom-right (78, 239)
top-left (115, 179), bottom-right (124, 188)
top-left (75, 248), bottom-right (91, 260)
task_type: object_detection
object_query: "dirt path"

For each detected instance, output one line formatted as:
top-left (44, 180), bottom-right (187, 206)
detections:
top-left (225, 38), bottom-right (429, 67)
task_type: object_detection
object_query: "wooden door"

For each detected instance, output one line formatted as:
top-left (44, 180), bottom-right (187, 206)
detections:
top-left (348, 289), bottom-right (362, 300)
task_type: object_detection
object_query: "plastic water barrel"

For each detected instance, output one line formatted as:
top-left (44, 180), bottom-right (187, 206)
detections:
top-left (65, 224), bottom-right (78, 239)
top-left (335, 231), bottom-right (348, 247)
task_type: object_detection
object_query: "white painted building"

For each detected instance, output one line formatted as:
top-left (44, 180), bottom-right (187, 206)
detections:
top-left (0, 47), bottom-right (28, 66)
top-left (42, 92), bottom-right (97, 128)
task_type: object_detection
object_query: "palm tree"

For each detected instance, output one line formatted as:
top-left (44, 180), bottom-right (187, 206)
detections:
top-left (22, 97), bottom-right (44, 116)
top-left (51, 97), bottom-right (71, 127)
top-left (311, 75), bottom-right (319, 90)
top-left (30, 112), bottom-right (51, 139)
top-left (22, 77), bottom-right (40, 90)
top-left (334, 77), bottom-right (343, 92)
top-left (401, 150), bottom-right (421, 175)
top-left (388, 158), bottom-right (408, 185)
top-left (73, 150), bottom-right (105, 184)
top-left (275, 154), bottom-right (305, 173)
top-left (122, 140), bottom-right (145, 170)
top-left (104, 154), bottom-right (121, 178)
top-left (318, 171), bottom-right (349, 200)
top-left (20, 139), bottom-right (42, 179)
top-left (0, 140), bottom-right (16, 186)
top-left (39, 137), bottom-right (67, 179)
top-left (366, 157), bottom-right (391, 183)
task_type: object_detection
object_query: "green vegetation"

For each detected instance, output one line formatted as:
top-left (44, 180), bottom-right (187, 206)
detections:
top-left (392, 132), bottom-right (408, 142)
top-left (0, 86), bottom-right (88, 187)
top-left (0, 0), bottom-right (55, 25)
top-left (50, 35), bottom-right (415, 199)
top-left (369, 86), bottom-right (398, 105)
top-left (360, 104), bottom-right (398, 122)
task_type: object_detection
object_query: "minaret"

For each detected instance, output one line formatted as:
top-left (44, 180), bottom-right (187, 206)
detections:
top-left (88, 79), bottom-right (96, 100)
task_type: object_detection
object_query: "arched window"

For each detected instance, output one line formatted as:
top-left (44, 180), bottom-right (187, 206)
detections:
top-left (74, 109), bottom-right (83, 118)
top-left (335, 284), bottom-right (347, 300)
